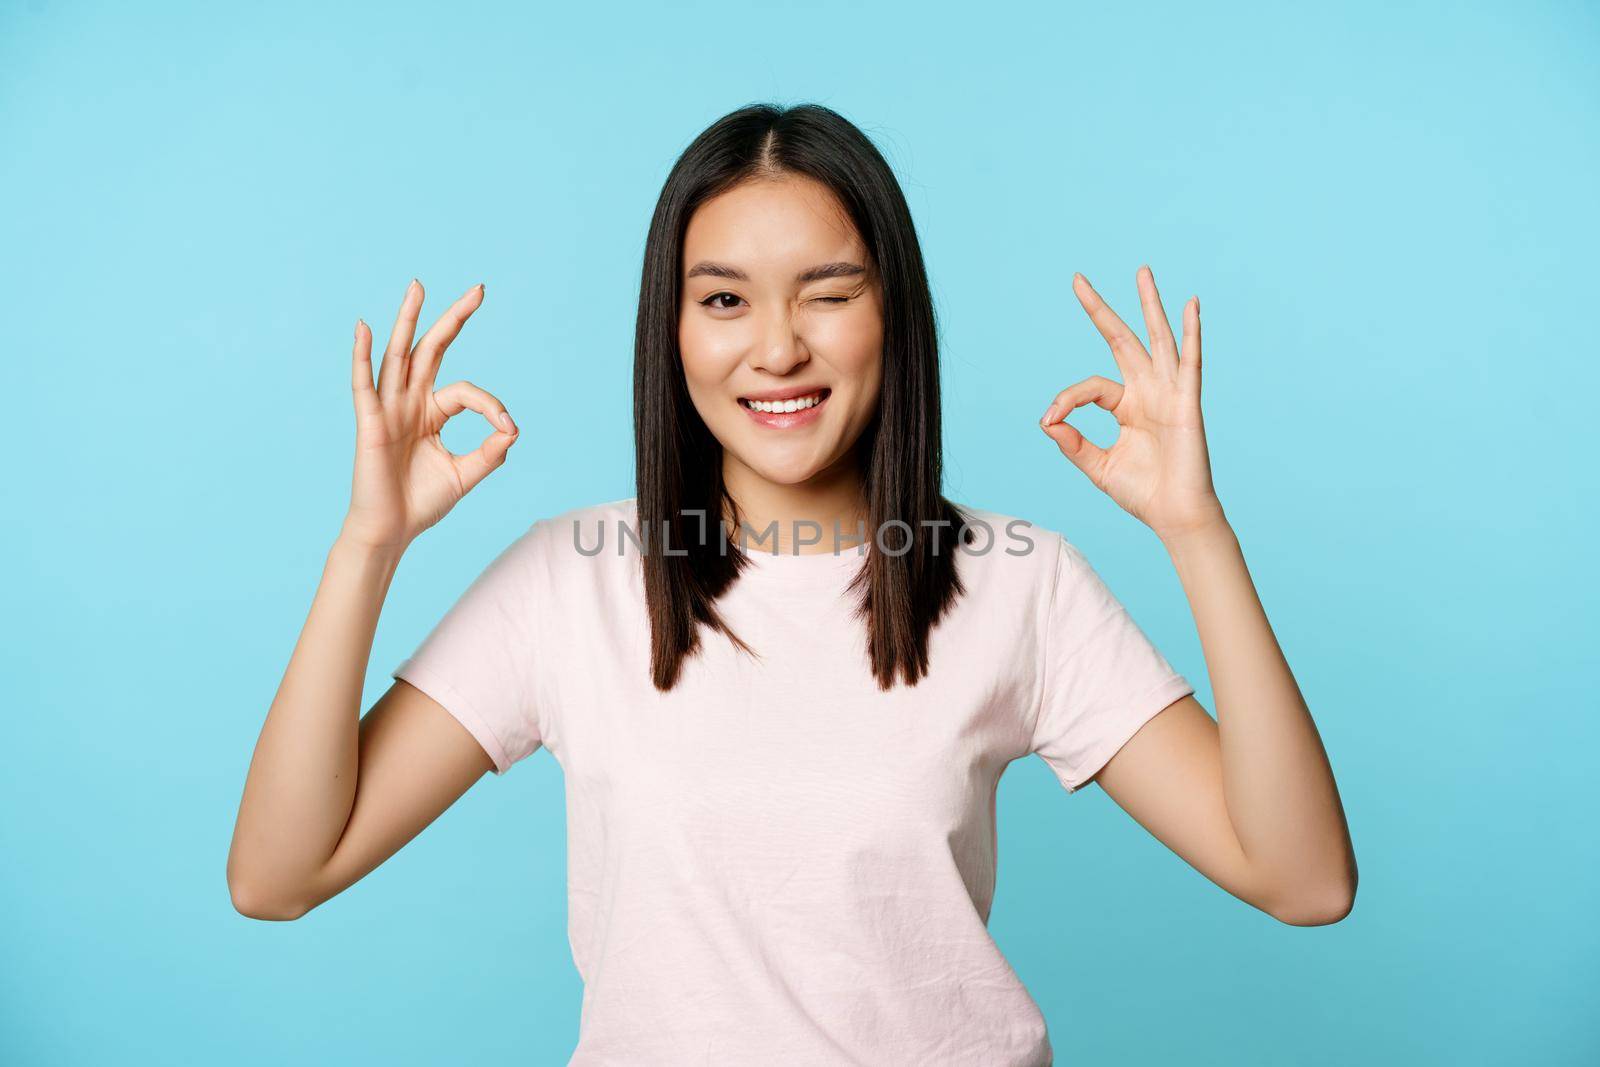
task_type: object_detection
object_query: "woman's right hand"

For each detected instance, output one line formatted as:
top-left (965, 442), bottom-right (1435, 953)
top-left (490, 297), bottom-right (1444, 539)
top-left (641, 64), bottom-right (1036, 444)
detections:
top-left (340, 278), bottom-right (519, 553)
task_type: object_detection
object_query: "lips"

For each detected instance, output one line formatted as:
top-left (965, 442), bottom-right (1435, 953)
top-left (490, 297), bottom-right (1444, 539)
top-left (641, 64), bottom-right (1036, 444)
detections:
top-left (738, 387), bottom-right (829, 414)
top-left (738, 387), bottom-right (830, 428)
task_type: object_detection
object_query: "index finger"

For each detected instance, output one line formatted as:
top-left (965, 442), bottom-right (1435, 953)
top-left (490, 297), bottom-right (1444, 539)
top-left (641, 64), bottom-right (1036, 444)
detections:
top-left (1072, 272), bottom-right (1152, 381)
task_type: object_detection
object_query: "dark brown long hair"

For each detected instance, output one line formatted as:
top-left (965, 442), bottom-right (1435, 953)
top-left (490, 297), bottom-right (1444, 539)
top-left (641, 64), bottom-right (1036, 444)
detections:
top-left (633, 102), bottom-right (974, 692)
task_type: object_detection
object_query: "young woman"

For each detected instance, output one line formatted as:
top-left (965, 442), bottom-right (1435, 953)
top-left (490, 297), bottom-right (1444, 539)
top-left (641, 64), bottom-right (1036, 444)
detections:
top-left (228, 103), bottom-right (1356, 1065)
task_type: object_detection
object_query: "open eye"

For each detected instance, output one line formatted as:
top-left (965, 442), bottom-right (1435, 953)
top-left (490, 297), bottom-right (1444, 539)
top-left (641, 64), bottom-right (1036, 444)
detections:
top-left (699, 292), bottom-right (745, 310)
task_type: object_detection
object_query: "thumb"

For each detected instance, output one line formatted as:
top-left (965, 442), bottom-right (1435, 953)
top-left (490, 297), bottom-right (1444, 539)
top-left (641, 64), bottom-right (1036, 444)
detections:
top-left (1041, 417), bottom-right (1107, 486)
top-left (453, 425), bottom-right (518, 495)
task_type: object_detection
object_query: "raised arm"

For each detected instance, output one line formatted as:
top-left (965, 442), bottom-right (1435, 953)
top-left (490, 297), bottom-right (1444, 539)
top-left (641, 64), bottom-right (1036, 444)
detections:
top-left (226, 279), bottom-right (519, 920)
top-left (1039, 266), bottom-right (1356, 926)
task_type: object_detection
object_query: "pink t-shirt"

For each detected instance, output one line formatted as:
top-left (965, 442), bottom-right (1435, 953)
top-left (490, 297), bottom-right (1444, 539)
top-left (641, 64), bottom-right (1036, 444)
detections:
top-left (392, 496), bottom-right (1193, 1065)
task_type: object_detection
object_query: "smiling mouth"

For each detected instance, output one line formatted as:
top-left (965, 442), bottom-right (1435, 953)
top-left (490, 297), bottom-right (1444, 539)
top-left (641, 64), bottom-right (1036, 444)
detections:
top-left (737, 388), bottom-right (831, 414)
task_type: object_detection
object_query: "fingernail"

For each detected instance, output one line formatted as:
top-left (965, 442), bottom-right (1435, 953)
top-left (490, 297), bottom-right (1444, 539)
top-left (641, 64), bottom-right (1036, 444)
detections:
top-left (499, 410), bottom-right (516, 433)
top-left (1193, 295), bottom-right (1200, 314)
top-left (355, 318), bottom-right (364, 339)
top-left (1039, 403), bottom-right (1060, 427)
top-left (408, 278), bottom-right (419, 297)
top-left (476, 282), bottom-right (486, 295)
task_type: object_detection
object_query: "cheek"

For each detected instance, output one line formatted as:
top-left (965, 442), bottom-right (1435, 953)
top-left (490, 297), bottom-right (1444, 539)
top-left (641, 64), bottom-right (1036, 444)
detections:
top-left (678, 314), bottom-right (743, 386)
top-left (812, 312), bottom-right (883, 381)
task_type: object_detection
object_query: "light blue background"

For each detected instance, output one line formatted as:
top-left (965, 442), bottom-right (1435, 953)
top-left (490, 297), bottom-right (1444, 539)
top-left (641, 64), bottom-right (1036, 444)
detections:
top-left (5, 0), bottom-right (1596, 1063)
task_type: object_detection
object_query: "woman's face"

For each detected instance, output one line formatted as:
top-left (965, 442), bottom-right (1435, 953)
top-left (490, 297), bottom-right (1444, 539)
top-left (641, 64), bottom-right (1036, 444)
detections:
top-left (678, 174), bottom-right (884, 491)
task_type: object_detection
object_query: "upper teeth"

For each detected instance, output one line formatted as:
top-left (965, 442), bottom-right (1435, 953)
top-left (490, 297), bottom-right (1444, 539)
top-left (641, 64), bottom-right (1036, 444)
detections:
top-left (743, 392), bottom-right (824, 413)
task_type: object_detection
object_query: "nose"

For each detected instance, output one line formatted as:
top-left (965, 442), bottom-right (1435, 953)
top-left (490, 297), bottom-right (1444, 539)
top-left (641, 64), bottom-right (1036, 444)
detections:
top-left (745, 305), bottom-right (809, 376)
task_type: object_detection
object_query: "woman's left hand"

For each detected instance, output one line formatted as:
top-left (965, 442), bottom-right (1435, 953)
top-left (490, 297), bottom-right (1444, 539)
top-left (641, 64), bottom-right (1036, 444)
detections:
top-left (1040, 266), bottom-right (1227, 544)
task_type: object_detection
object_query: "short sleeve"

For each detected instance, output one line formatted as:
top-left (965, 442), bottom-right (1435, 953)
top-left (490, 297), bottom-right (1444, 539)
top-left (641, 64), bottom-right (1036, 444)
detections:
top-left (1029, 533), bottom-right (1195, 793)
top-left (391, 522), bottom-right (548, 776)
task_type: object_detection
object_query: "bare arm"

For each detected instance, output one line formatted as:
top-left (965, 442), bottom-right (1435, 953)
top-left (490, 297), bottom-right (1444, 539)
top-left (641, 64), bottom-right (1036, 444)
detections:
top-left (1040, 267), bottom-right (1356, 926)
top-left (1092, 525), bottom-right (1356, 926)
top-left (226, 278), bottom-right (519, 920)
top-left (225, 539), bottom-right (495, 920)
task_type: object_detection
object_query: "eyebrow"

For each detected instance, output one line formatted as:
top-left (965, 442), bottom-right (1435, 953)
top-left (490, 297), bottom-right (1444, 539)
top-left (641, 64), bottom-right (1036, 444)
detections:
top-left (684, 260), bottom-right (867, 283)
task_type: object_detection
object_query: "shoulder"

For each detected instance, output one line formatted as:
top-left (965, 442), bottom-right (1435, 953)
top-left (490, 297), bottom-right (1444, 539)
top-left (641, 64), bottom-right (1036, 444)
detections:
top-left (927, 502), bottom-right (1070, 625)
top-left (534, 495), bottom-right (636, 533)
top-left (945, 501), bottom-right (1068, 574)
top-left (520, 496), bottom-right (642, 577)
top-left (943, 503), bottom-right (1128, 613)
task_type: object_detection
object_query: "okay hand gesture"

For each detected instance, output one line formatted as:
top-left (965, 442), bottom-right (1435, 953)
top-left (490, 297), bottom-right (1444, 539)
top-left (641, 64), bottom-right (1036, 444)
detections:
top-left (1040, 266), bottom-right (1226, 543)
top-left (341, 279), bottom-right (519, 553)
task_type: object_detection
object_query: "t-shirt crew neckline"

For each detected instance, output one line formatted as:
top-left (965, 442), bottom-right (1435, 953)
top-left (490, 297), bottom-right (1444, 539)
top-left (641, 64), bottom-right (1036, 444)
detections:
top-left (734, 540), bottom-right (872, 581)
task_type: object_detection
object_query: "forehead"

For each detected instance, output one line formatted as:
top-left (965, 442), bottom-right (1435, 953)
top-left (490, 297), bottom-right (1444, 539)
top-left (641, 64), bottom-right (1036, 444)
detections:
top-left (682, 175), bottom-right (866, 274)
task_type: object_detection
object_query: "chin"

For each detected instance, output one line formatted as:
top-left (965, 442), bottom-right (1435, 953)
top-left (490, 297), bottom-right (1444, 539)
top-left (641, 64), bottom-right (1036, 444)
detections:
top-left (727, 445), bottom-right (833, 487)
top-left (747, 459), bottom-right (829, 486)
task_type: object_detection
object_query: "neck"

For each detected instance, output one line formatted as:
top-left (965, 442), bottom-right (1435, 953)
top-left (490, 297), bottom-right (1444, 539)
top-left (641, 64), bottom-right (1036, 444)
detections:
top-left (721, 449), bottom-right (869, 554)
